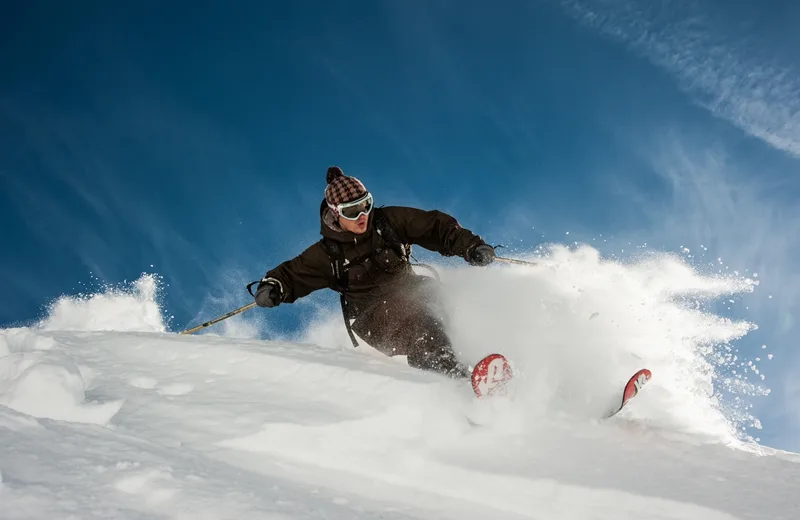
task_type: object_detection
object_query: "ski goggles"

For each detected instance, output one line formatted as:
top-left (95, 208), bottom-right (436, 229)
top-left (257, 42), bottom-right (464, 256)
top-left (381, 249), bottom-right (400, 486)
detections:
top-left (328, 192), bottom-right (374, 220)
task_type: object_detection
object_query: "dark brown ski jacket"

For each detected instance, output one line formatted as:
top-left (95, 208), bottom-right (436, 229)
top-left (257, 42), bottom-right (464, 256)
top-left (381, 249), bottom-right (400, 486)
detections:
top-left (261, 201), bottom-right (487, 355)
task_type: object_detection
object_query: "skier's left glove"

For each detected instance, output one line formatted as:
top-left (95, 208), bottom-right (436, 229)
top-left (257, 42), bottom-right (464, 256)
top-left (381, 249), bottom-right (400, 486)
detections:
top-left (467, 244), bottom-right (496, 266)
top-left (254, 279), bottom-right (283, 308)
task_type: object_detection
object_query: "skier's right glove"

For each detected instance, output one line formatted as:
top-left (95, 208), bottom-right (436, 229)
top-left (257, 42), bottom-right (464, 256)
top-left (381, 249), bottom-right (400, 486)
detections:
top-left (467, 244), bottom-right (496, 266)
top-left (254, 279), bottom-right (283, 308)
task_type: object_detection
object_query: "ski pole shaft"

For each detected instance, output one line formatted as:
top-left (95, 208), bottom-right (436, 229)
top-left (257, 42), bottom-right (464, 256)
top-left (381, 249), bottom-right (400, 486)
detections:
top-left (495, 256), bottom-right (538, 267)
top-left (179, 302), bottom-right (257, 335)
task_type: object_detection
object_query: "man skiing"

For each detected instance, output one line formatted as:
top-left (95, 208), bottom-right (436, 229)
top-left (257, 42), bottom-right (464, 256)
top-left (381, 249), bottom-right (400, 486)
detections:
top-left (252, 166), bottom-right (497, 378)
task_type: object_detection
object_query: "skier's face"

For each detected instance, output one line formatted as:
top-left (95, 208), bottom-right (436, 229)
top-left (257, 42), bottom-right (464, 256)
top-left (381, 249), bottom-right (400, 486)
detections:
top-left (339, 213), bottom-right (369, 234)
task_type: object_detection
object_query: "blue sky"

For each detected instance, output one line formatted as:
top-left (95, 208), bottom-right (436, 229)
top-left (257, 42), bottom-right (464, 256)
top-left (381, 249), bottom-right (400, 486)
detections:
top-left (2, 1), bottom-right (799, 449)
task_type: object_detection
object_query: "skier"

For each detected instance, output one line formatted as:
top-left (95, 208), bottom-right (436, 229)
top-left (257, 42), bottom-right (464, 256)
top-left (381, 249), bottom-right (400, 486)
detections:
top-left (252, 166), bottom-right (497, 378)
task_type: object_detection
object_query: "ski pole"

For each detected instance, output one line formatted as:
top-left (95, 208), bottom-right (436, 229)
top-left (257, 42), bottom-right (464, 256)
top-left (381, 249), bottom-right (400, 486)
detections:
top-left (495, 256), bottom-right (538, 267)
top-left (179, 302), bottom-right (257, 335)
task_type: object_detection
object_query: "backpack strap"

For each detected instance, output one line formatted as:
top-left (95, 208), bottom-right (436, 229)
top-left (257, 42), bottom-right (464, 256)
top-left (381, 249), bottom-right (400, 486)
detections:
top-left (373, 207), bottom-right (412, 262)
top-left (319, 238), bottom-right (360, 348)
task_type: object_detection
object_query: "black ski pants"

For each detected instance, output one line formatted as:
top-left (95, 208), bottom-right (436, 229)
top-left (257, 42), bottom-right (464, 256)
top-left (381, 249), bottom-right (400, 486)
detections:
top-left (349, 275), bottom-right (468, 378)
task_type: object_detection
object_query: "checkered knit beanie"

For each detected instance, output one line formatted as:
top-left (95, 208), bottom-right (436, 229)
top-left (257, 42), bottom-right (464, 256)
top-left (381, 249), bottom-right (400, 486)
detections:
top-left (324, 166), bottom-right (368, 206)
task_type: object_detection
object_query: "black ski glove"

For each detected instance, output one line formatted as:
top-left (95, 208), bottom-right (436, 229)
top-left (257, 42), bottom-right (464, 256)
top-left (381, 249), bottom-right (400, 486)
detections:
top-left (254, 280), bottom-right (282, 308)
top-left (467, 244), bottom-right (496, 266)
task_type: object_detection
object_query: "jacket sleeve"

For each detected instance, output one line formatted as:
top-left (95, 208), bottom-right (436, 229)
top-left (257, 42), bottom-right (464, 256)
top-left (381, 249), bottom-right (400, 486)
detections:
top-left (382, 206), bottom-right (486, 260)
top-left (261, 243), bottom-right (332, 303)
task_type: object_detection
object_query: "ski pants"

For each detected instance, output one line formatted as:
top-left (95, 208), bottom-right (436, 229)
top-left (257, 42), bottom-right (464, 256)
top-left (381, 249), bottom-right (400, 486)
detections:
top-left (349, 276), bottom-right (468, 378)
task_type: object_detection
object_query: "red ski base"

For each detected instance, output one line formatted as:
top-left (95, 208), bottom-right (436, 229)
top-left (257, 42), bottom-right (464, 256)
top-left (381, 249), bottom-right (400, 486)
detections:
top-left (606, 368), bottom-right (652, 418)
top-left (471, 353), bottom-right (513, 398)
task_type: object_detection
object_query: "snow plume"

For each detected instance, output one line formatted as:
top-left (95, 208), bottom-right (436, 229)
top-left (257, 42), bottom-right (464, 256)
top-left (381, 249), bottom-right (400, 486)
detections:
top-left (583, 124), bottom-right (800, 449)
top-left (437, 244), bottom-right (762, 445)
top-left (37, 273), bottom-right (167, 333)
top-left (558, 0), bottom-right (800, 157)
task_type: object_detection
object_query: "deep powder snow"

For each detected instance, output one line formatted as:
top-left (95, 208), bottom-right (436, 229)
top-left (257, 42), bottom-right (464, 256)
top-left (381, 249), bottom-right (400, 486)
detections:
top-left (0, 245), bottom-right (793, 520)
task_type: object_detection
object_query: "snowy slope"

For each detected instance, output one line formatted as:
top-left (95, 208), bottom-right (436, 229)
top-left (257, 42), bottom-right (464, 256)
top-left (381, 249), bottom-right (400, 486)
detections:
top-left (1, 245), bottom-right (798, 520)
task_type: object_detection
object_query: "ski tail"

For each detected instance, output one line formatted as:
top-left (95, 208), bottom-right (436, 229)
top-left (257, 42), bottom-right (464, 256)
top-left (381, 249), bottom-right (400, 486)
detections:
top-left (605, 368), bottom-right (652, 418)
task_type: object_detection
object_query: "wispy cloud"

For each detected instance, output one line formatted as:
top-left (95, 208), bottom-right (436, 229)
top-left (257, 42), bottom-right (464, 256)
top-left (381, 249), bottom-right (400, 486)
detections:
top-left (558, 0), bottom-right (800, 157)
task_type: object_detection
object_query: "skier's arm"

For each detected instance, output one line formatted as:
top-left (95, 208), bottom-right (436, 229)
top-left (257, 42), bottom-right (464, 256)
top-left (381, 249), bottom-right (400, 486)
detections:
top-left (382, 206), bottom-right (486, 260)
top-left (260, 243), bottom-right (331, 304)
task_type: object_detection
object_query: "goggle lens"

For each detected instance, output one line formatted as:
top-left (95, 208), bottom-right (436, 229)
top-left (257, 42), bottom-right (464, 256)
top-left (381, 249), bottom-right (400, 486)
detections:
top-left (339, 194), bottom-right (373, 220)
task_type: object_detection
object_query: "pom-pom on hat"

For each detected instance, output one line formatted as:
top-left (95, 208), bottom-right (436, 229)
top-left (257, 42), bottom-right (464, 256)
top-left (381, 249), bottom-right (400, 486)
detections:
top-left (325, 166), bottom-right (369, 206)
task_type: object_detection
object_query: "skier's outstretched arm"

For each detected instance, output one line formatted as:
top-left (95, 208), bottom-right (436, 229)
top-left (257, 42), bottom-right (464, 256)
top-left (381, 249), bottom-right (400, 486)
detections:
top-left (381, 206), bottom-right (496, 265)
top-left (254, 244), bottom-right (331, 307)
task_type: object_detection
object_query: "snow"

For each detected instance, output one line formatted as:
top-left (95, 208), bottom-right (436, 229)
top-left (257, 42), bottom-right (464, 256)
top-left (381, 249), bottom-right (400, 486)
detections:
top-left (1, 247), bottom-right (798, 519)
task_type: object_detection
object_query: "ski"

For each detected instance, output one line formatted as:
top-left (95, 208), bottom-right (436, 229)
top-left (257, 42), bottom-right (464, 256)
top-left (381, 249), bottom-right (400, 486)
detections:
top-left (471, 353), bottom-right (513, 398)
top-left (469, 355), bottom-right (651, 418)
top-left (604, 368), bottom-right (652, 419)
